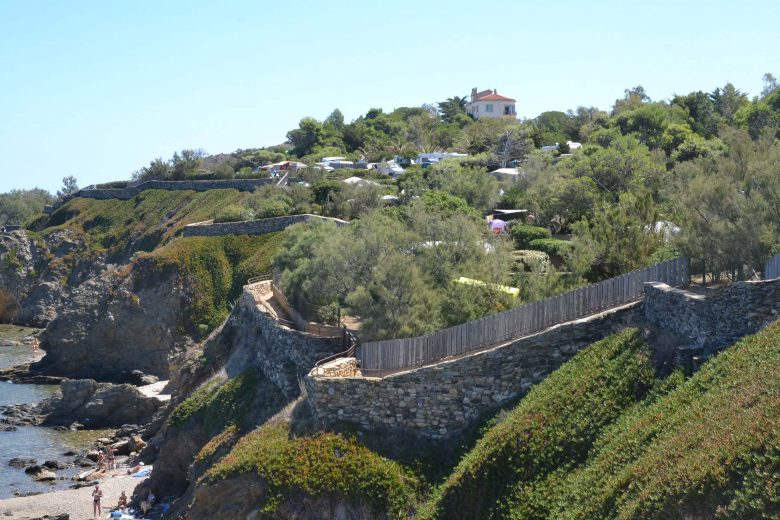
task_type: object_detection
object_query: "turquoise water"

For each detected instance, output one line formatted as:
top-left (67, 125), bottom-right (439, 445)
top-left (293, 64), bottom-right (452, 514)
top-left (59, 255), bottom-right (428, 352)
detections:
top-left (0, 341), bottom-right (108, 499)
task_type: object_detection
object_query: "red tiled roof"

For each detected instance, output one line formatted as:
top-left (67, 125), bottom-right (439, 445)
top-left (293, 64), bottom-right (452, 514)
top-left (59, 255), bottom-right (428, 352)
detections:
top-left (476, 92), bottom-right (515, 102)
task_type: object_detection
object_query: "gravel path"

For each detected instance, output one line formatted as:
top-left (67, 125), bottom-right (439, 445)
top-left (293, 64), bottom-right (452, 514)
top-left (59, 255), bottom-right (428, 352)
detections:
top-left (0, 468), bottom-right (149, 520)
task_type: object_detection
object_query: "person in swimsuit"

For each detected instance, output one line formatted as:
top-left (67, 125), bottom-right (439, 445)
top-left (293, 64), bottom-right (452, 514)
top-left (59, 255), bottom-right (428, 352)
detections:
top-left (92, 484), bottom-right (103, 518)
top-left (117, 490), bottom-right (128, 510)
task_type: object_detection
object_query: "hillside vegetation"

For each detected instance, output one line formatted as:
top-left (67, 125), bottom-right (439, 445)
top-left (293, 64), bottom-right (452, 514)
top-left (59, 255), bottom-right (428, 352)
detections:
top-left (136, 233), bottom-right (278, 333)
top-left (23, 188), bottom-right (280, 335)
top-left (41, 188), bottom-right (250, 258)
top-left (204, 424), bottom-right (419, 518)
top-left (420, 321), bottom-right (780, 520)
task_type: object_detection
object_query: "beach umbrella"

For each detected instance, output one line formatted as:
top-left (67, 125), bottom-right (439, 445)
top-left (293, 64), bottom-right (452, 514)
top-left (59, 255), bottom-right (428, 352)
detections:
top-left (490, 219), bottom-right (507, 231)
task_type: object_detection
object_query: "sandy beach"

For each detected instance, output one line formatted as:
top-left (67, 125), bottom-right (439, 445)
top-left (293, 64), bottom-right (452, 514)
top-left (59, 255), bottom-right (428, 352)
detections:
top-left (0, 468), bottom-right (149, 520)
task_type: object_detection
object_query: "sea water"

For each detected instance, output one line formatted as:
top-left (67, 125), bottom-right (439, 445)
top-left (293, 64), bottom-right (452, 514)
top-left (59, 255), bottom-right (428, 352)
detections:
top-left (0, 339), bottom-right (109, 499)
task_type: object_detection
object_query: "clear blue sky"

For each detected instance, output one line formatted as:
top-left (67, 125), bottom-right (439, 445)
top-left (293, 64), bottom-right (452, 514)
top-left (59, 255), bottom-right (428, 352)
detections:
top-left (1, 0), bottom-right (777, 193)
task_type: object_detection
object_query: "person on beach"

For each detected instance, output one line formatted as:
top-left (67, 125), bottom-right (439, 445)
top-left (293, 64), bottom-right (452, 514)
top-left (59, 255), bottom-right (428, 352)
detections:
top-left (92, 483), bottom-right (103, 518)
top-left (117, 490), bottom-right (128, 510)
top-left (97, 451), bottom-right (106, 472)
top-left (107, 446), bottom-right (115, 470)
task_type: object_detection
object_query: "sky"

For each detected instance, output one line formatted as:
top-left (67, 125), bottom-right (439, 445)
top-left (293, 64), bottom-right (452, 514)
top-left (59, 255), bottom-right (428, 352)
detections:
top-left (0, 0), bottom-right (778, 194)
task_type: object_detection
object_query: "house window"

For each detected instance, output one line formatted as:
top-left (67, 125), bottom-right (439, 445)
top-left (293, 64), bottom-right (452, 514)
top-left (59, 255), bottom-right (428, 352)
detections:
top-left (485, 104), bottom-right (493, 113)
top-left (504, 105), bottom-right (513, 115)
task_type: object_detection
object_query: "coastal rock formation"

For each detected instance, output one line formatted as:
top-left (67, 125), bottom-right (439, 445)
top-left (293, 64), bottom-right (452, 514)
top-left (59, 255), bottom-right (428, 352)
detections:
top-left (0, 230), bottom-right (74, 326)
top-left (32, 259), bottom-right (193, 382)
top-left (39, 379), bottom-right (164, 428)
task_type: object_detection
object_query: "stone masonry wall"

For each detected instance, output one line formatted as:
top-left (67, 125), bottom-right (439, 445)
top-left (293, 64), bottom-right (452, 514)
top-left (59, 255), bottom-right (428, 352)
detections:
top-left (305, 279), bottom-right (778, 440)
top-left (643, 279), bottom-right (779, 353)
top-left (224, 286), bottom-right (347, 399)
top-left (46, 178), bottom-right (278, 212)
top-left (182, 214), bottom-right (349, 237)
top-left (305, 303), bottom-right (642, 439)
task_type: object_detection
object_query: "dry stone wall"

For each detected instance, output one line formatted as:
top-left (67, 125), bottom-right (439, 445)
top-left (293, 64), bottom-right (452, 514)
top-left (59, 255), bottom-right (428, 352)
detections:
top-left (643, 279), bottom-right (779, 354)
top-left (225, 286), bottom-right (347, 398)
top-left (305, 279), bottom-right (778, 440)
top-left (305, 304), bottom-right (641, 439)
top-left (182, 214), bottom-right (349, 237)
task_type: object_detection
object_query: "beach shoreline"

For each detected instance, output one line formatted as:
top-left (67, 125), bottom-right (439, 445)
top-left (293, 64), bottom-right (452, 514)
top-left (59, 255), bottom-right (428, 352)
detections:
top-left (0, 467), bottom-right (150, 520)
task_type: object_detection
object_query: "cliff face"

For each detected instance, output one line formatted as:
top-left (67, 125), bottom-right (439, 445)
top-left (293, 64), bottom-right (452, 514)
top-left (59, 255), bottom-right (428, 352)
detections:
top-left (141, 284), bottom-right (346, 510)
top-left (31, 258), bottom-right (193, 382)
top-left (0, 229), bottom-right (84, 326)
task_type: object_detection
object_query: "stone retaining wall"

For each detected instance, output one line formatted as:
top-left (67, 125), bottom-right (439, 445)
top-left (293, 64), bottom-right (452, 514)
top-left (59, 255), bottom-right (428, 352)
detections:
top-left (305, 279), bottom-right (778, 440)
top-left (182, 214), bottom-right (349, 237)
top-left (46, 178), bottom-right (279, 213)
top-left (643, 279), bottom-right (779, 353)
top-left (224, 285), bottom-right (347, 398)
top-left (305, 303), bottom-right (642, 439)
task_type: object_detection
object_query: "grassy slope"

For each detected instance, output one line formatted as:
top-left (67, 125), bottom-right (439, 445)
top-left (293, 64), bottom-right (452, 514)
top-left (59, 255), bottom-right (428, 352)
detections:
top-left (42, 188), bottom-right (249, 257)
top-left (419, 322), bottom-right (779, 520)
top-left (205, 424), bottom-right (419, 518)
top-left (418, 328), bottom-right (661, 520)
top-left (522, 319), bottom-right (780, 520)
top-left (34, 189), bottom-right (279, 335)
top-left (136, 233), bottom-right (278, 332)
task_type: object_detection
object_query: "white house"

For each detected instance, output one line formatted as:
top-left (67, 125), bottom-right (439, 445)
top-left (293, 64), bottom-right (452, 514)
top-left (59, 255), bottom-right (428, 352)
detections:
top-left (466, 88), bottom-right (516, 120)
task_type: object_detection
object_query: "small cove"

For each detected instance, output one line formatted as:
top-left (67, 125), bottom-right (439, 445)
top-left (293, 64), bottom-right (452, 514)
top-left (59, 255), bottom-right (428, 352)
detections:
top-left (0, 327), bottom-right (109, 499)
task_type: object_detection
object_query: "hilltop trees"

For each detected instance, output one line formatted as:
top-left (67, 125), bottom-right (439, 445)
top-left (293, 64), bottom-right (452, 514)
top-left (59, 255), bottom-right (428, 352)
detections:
top-left (0, 188), bottom-right (54, 226)
top-left (274, 202), bottom-right (514, 338)
top-left (56, 175), bottom-right (79, 199)
top-left (670, 128), bottom-right (780, 278)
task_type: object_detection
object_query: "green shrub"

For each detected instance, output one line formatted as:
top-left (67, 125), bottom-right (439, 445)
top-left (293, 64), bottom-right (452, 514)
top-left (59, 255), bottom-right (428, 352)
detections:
top-left (529, 319), bottom-right (780, 520)
top-left (207, 424), bottom-right (418, 518)
top-left (213, 204), bottom-right (252, 223)
top-left (419, 328), bottom-right (657, 520)
top-left (136, 234), bottom-right (279, 334)
top-left (528, 237), bottom-right (572, 258)
top-left (169, 369), bottom-right (260, 435)
top-left (509, 224), bottom-right (551, 248)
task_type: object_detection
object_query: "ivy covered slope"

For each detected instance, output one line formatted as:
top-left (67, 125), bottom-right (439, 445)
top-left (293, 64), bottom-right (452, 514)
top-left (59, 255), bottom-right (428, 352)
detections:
top-left (190, 424), bottom-right (418, 519)
top-left (19, 188), bottom-right (280, 381)
top-left (421, 321), bottom-right (779, 520)
top-left (41, 188), bottom-right (250, 258)
top-left (42, 188), bottom-right (278, 334)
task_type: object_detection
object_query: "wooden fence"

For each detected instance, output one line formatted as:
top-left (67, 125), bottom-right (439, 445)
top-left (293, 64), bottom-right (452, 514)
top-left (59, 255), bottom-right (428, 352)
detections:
top-left (357, 257), bottom-right (689, 375)
top-left (766, 253), bottom-right (780, 280)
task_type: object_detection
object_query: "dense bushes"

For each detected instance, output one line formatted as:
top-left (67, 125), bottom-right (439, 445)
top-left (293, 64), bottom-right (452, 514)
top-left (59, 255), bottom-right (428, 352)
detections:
top-left (509, 224), bottom-right (550, 248)
top-left (137, 233), bottom-right (279, 334)
top-left (528, 237), bottom-right (572, 258)
top-left (207, 424), bottom-right (419, 518)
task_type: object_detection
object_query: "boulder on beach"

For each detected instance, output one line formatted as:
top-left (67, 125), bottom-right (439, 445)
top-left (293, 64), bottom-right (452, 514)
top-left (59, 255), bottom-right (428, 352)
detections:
top-left (39, 379), bottom-right (163, 428)
top-left (8, 457), bottom-right (36, 468)
top-left (24, 464), bottom-right (57, 481)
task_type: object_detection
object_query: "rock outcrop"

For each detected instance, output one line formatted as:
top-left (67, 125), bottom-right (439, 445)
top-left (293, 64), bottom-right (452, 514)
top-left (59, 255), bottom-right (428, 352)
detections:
top-left (31, 258), bottom-right (194, 382)
top-left (0, 230), bottom-right (77, 326)
top-left (39, 379), bottom-right (164, 428)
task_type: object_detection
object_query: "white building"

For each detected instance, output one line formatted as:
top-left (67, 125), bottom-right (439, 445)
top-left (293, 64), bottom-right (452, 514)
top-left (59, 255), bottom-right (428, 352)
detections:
top-left (466, 88), bottom-right (516, 119)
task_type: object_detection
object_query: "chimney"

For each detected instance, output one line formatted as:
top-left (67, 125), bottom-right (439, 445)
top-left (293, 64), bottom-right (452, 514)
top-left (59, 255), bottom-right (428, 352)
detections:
top-left (471, 87), bottom-right (477, 102)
